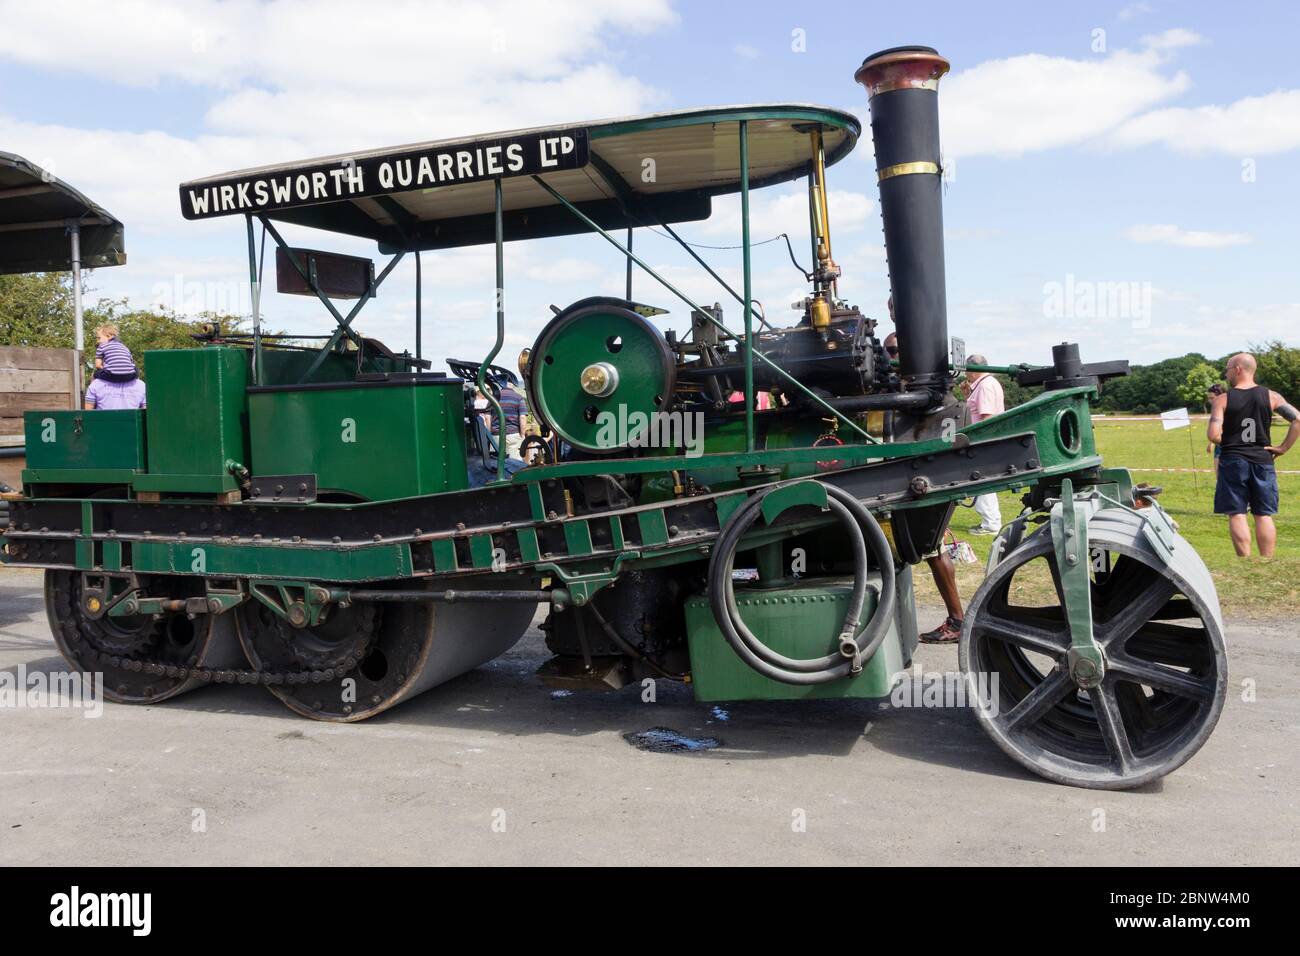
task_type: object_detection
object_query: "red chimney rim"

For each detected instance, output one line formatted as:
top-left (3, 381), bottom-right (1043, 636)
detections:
top-left (854, 47), bottom-right (951, 94)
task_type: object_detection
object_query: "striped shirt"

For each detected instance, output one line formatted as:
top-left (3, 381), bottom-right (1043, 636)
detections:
top-left (96, 337), bottom-right (136, 376)
top-left (490, 387), bottom-right (526, 436)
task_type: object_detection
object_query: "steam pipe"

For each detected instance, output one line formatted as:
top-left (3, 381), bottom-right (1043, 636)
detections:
top-left (822, 390), bottom-right (933, 413)
top-left (855, 46), bottom-right (952, 397)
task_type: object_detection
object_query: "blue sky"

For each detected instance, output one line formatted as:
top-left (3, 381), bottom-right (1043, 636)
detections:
top-left (2, 0), bottom-right (1296, 369)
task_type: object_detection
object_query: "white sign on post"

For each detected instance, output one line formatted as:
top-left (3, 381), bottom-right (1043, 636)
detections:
top-left (1160, 407), bottom-right (1191, 430)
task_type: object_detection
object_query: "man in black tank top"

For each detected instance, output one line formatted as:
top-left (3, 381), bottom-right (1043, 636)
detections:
top-left (1208, 353), bottom-right (1300, 556)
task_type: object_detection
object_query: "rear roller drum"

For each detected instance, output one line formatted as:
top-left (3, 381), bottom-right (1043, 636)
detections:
top-left (45, 569), bottom-right (245, 703)
top-left (236, 586), bottom-right (539, 721)
top-left (960, 508), bottom-right (1227, 789)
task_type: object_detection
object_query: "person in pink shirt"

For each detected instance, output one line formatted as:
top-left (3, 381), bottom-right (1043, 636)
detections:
top-left (728, 389), bottom-right (772, 410)
top-left (85, 376), bottom-right (147, 410)
top-left (963, 354), bottom-right (1005, 533)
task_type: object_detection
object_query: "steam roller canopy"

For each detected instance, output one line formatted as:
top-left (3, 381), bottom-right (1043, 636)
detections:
top-left (529, 297), bottom-right (676, 453)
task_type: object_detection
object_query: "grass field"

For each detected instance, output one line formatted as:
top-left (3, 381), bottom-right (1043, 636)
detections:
top-left (913, 417), bottom-right (1299, 619)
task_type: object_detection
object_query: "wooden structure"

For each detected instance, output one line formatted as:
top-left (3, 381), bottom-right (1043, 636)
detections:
top-left (0, 345), bottom-right (79, 488)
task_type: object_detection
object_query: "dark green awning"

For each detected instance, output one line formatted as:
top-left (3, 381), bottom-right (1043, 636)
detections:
top-left (0, 151), bottom-right (126, 275)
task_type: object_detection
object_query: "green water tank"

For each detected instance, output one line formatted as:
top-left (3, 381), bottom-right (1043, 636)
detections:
top-left (134, 347), bottom-right (248, 495)
top-left (246, 374), bottom-right (468, 502)
top-left (684, 573), bottom-right (913, 702)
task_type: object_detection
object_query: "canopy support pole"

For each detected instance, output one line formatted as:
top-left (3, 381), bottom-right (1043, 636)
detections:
top-left (740, 120), bottom-right (755, 454)
top-left (625, 227), bottom-right (633, 300)
top-left (244, 214), bottom-right (263, 384)
top-left (529, 174), bottom-right (874, 443)
top-left (476, 178), bottom-right (508, 484)
top-left (415, 250), bottom-right (423, 363)
top-left (69, 220), bottom-right (83, 398)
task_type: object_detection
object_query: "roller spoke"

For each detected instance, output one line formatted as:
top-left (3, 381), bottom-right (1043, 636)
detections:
top-left (977, 610), bottom-right (1070, 658)
top-left (1043, 551), bottom-right (1068, 610)
top-left (1149, 598), bottom-right (1199, 621)
top-left (1109, 655), bottom-right (1215, 701)
top-left (1126, 626), bottom-right (1214, 669)
top-left (1097, 575), bottom-right (1178, 649)
top-left (1091, 684), bottom-right (1137, 775)
top-left (1002, 669), bottom-right (1074, 730)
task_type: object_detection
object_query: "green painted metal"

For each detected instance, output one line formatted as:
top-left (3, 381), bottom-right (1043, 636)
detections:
top-left (1050, 478), bottom-right (1103, 687)
top-left (469, 533), bottom-right (496, 568)
top-left (516, 431), bottom-right (949, 484)
top-left (684, 579), bottom-right (906, 701)
top-left (248, 378), bottom-right (467, 502)
top-left (132, 473), bottom-right (240, 493)
top-left (254, 346), bottom-right (406, 386)
top-left (759, 479), bottom-right (828, 524)
top-left (130, 538), bottom-right (412, 582)
top-left (739, 119), bottom-right (755, 454)
top-left (249, 580), bottom-right (331, 626)
top-left (23, 410), bottom-right (146, 477)
top-left (562, 520), bottom-right (594, 557)
top-left (531, 307), bottom-right (673, 451)
top-left (139, 347), bottom-right (248, 494)
top-left (636, 510), bottom-right (670, 547)
top-left (517, 527), bottom-right (542, 563)
top-left (961, 385), bottom-right (1096, 469)
top-left (431, 538), bottom-right (458, 572)
top-left (24, 467), bottom-right (142, 486)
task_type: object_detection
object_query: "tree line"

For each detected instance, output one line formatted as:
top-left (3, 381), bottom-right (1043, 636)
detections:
top-left (0, 272), bottom-right (258, 365)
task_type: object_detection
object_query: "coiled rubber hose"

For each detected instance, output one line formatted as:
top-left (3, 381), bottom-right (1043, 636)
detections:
top-left (706, 483), bottom-right (896, 685)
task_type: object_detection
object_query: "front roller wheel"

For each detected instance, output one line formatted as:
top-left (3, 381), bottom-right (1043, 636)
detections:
top-left (959, 507), bottom-right (1227, 789)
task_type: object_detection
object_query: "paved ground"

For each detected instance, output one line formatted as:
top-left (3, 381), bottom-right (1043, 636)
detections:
top-left (1, 566), bottom-right (1296, 866)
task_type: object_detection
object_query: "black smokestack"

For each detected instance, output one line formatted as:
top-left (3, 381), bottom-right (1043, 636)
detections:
top-left (855, 45), bottom-right (951, 394)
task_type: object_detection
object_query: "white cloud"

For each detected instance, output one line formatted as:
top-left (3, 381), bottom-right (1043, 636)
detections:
top-left (1124, 224), bottom-right (1253, 248)
top-left (1140, 28), bottom-right (1205, 51)
top-left (1118, 2), bottom-right (1154, 22)
top-left (523, 257), bottom-right (605, 284)
top-left (0, 0), bottom-right (676, 92)
top-left (699, 189), bottom-right (875, 240)
top-left (1110, 89), bottom-right (1300, 155)
top-left (940, 47), bottom-right (1190, 157)
top-left (733, 43), bottom-right (760, 60)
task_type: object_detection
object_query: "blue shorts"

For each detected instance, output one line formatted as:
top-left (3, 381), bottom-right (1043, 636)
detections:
top-left (1214, 456), bottom-right (1279, 516)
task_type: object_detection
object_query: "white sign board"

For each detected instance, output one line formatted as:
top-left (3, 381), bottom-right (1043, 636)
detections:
top-left (1160, 407), bottom-right (1191, 430)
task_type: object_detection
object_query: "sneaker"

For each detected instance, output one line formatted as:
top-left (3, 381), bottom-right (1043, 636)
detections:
top-left (969, 525), bottom-right (999, 535)
top-left (919, 616), bottom-right (963, 644)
